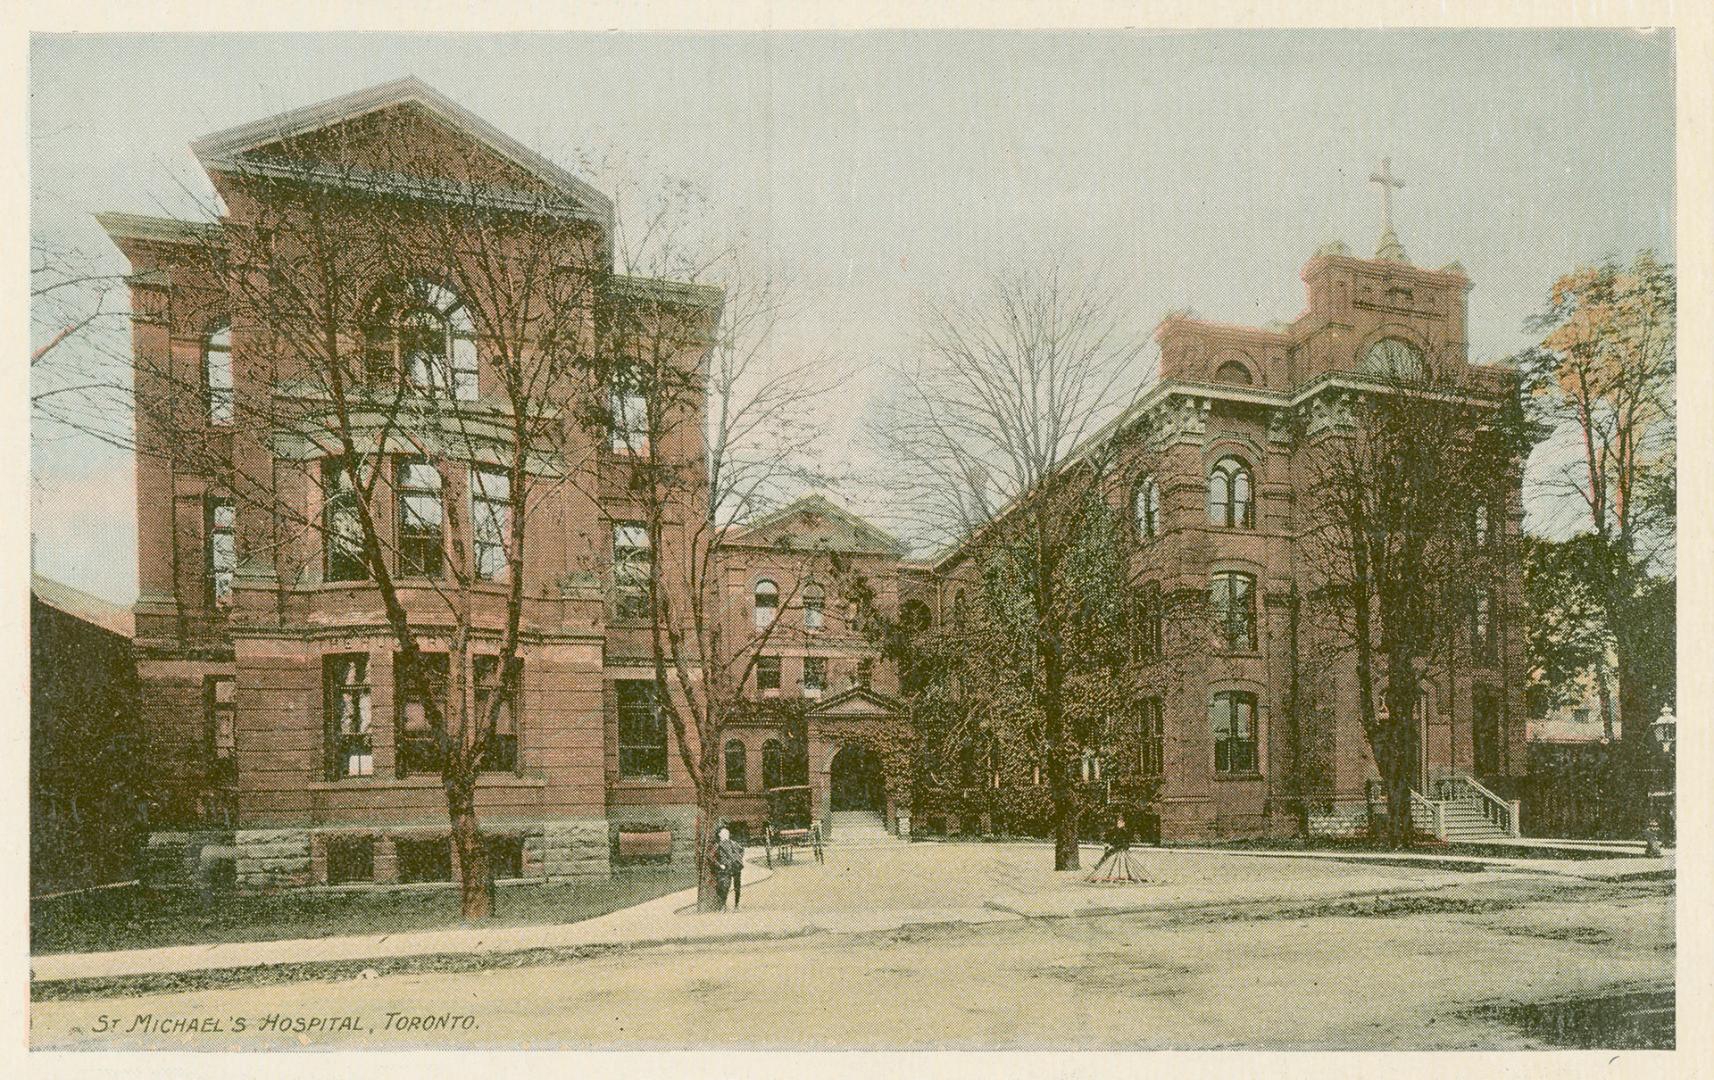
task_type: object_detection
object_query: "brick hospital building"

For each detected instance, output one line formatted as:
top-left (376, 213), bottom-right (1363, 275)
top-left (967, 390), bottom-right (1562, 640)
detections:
top-left (98, 80), bottom-right (1526, 890)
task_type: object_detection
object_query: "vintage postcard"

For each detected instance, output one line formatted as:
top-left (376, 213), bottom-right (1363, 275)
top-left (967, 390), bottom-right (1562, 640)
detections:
top-left (22, 8), bottom-right (1694, 1066)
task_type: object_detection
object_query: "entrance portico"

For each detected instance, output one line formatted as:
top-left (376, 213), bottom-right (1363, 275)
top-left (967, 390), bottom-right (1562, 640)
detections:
top-left (807, 686), bottom-right (904, 840)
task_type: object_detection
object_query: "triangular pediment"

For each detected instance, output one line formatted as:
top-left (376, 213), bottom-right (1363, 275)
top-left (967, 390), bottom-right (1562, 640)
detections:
top-left (726, 495), bottom-right (902, 557)
top-left (192, 78), bottom-right (610, 223)
top-left (808, 685), bottom-right (898, 717)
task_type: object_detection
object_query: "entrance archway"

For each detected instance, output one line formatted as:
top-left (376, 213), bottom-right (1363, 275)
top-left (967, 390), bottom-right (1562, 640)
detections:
top-left (829, 743), bottom-right (884, 812)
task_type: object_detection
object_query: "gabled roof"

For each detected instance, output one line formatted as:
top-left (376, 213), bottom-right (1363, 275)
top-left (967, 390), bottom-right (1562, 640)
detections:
top-left (725, 494), bottom-right (903, 556)
top-left (808, 685), bottom-right (899, 717)
top-left (31, 574), bottom-right (134, 639)
top-left (190, 76), bottom-right (612, 224)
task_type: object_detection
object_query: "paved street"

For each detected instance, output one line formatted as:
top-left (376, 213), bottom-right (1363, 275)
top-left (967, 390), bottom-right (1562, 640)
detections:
top-left (31, 843), bottom-right (1673, 1050)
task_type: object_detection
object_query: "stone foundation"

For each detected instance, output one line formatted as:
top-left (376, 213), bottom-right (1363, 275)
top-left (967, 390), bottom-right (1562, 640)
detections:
top-left (141, 829), bottom-right (235, 888)
top-left (537, 819), bottom-right (611, 880)
top-left (1307, 804), bottom-right (1371, 839)
top-left (234, 828), bottom-right (313, 893)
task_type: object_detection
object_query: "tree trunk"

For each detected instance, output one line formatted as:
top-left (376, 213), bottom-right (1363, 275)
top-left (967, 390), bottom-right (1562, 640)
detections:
top-left (1381, 675), bottom-right (1420, 849)
top-left (446, 775), bottom-right (493, 921)
top-left (694, 786), bottom-right (723, 912)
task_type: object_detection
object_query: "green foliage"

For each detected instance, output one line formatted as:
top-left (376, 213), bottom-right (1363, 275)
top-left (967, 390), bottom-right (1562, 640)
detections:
top-left (1523, 535), bottom-right (1617, 715)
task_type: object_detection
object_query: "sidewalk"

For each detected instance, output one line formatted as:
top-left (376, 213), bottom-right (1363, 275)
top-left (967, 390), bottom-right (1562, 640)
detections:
top-left (30, 842), bottom-right (1671, 987)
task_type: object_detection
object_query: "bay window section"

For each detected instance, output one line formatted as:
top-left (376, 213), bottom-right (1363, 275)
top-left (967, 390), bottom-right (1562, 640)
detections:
top-left (323, 458), bottom-right (369, 583)
top-left (396, 459), bottom-right (445, 577)
top-left (471, 467), bottom-right (512, 581)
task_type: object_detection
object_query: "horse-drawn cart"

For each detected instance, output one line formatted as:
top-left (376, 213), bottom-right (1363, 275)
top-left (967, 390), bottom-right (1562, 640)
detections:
top-left (762, 784), bottom-right (823, 867)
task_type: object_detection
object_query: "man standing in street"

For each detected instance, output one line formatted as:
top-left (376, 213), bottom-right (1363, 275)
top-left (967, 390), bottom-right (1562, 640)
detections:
top-left (713, 824), bottom-right (746, 911)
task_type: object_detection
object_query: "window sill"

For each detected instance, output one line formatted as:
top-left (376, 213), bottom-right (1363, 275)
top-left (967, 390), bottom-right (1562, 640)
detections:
top-left (309, 775), bottom-right (546, 791)
top-left (1213, 772), bottom-right (1265, 782)
top-left (613, 778), bottom-right (673, 789)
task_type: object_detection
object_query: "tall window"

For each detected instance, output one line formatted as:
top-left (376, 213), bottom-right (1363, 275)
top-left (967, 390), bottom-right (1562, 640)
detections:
top-left (323, 458), bottom-right (368, 583)
top-left (724, 739), bottom-right (747, 792)
top-left (613, 523), bottom-right (651, 620)
top-left (616, 680), bottom-right (667, 780)
top-left (754, 579), bottom-right (779, 630)
top-left (206, 675), bottom-right (236, 765)
top-left (756, 654), bottom-right (782, 692)
top-left (323, 654), bottom-right (373, 779)
top-left (1207, 456), bottom-right (1254, 528)
top-left (1473, 501), bottom-right (1491, 549)
top-left (1211, 571), bottom-right (1258, 651)
top-left (206, 496), bottom-right (236, 607)
top-left (471, 468), bottom-right (511, 581)
top-left (1135, 476), bottom-right (1160, 538)
top-left (952, 588), bottom-right (969, 628)
top-left (1211, 690), bottom-right (1258, 775)
top-left (205, 327), bottom-right (233, 425)
top-left (1134, 582), bottom-right (1164, 661)
top-left (803, 582), bottom-right (825, 631)
top-left (1079, 748), bottom-right (1102, 782)
top-left (1139, 696), bottom-right (1164, 777)
top-left (610, 378), bottom-right (649, 453)
top-left (475, 656), bottom-right (521, 773)
top-left (368, 281), bottom-right (478, 401)
top-left (802, 656), bottom-right (827, 693)
top-left (1472, 591), bottom-right (1495, 662)
top-left (761, 739), bottom-right (785, 792)
top-left (395, 652), bottom-right (449, 778)
top-left (396, 460), bottom-right (444, 577)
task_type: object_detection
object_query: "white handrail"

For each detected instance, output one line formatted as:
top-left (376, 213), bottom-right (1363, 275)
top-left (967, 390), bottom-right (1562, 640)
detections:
top-left (1443, 773), bottom-right (1518, 836)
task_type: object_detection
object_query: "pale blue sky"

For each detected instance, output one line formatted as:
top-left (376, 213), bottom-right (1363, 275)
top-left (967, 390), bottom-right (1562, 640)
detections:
top-left (30, 30), bottom-right (1675, 603)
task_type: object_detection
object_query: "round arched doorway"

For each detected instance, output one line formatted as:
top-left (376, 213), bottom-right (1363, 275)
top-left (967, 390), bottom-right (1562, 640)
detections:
top-left (829, 743), bottom-right (885, 813)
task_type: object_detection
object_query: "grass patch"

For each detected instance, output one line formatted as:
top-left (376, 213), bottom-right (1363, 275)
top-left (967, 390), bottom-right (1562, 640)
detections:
top-left (32, 868), bottom-right (694, 955)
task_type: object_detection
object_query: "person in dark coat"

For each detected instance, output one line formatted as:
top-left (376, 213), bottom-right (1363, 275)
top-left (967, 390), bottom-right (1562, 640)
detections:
top-left (712, 825), bottom-right (746, 910)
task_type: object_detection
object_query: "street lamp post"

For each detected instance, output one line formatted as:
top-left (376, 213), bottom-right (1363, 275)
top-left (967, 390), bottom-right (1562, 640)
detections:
top-left (1648, 703), bottom-right (1676, 847)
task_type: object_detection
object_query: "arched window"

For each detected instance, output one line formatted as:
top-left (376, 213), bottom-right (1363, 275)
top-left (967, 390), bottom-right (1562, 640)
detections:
top-left (802, 582), bottom-right (825, 631)
top-left (1361, 337), bottom-right (1425, 380)
top-left (1214, 360), bottom-right (1254, 385)
top-left (754, 579), bottom-right (778, 630)
top-left (365, 280), bottom-right (478, 401)
top-left (1079, 748), bottom-right (1102, 782)
top-left (1207, 456), bottom-right (1254, 528)
top-left (1135, 476), bottom-right (1160, 538)
top-left (761, 739), bottom-right (784, 792)
top-left (724, 739), bottom-right (747, 792)
top-left (205, 326), bottom-right (233, 425)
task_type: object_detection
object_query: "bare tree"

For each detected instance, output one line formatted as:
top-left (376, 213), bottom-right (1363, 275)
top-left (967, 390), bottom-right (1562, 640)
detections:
top-left (94, 117), bottom-right (603, 918)
top-left (876, 265), bottom-right (1150, 870)
top-left (1294, 357), bottom-right (1531, 847)
top-left (582, 216), bottom-right (844, 909)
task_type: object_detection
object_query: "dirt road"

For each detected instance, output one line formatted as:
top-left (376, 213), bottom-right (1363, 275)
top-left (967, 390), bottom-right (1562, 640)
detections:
top-left (32, 873), bottom-right (1672, 1050)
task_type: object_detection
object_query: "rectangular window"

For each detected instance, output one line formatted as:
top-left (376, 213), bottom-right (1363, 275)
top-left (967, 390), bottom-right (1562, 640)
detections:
top-left (802, 656), bottom-right (826, 693)
top-left (323, 654), bottom-right (373, 779)
top-left (1211, 691), bottom-right (1258, 775)
top-left (325, 835), bottom-right (375, 885)
top-left (612, 522), bottom-right (651, 620)
top-left (206, 497), bottom-right (236, 607)
top-left (1211, 572), bottom-right (1257, 652)
top-left (323, 458), bottom-right (369, 582)
top-left (1472, 590), bottom-right (1495, 663)
top-left (471, 468), bottom-right (511, 582)
top-left (756, 654), bottom-right (782, 692)
top-left (396, 459), bottom-right (444, 577)
top-left (451, 333), bottom-right (479, 402)
top-left (616, 680), bottom-right (667, 781)
top-left (395, 652), bottom-right (449, 778)
top-left (610, 382), bottom-right (650, 453)
top-left (1134, 583), bottom-right (1163, 661)
top-left (205, 329), bottom-right (233, 425)
top-left (1139, 696), bottom-right (1164, 778)
top-left (206, 675), bottom-right (236, 763)
top-left (475, 655), bottom-right (521, 773)
top-left (395, 836), bottom-right (453, 883)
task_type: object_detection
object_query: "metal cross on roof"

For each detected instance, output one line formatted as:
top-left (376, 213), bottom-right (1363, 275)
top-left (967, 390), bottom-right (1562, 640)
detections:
top-left (1369, 156), bottom-right (1405, 235)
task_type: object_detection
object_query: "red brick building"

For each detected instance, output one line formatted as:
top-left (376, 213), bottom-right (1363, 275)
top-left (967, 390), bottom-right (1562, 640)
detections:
top-left (99, 82), bottom-right (1527, 891)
